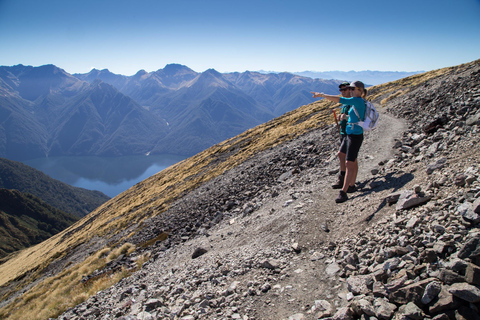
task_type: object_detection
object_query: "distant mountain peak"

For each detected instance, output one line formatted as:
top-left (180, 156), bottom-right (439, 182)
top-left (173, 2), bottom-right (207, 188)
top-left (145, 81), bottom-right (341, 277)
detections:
top-left (186, 68), bottom-right (230, 89)
top-left (161, 64), bottom-right (195, 77)
top-left (203, 68), bottom-right (222, 76)
top-left (133, 69), bottom-right (148, 79)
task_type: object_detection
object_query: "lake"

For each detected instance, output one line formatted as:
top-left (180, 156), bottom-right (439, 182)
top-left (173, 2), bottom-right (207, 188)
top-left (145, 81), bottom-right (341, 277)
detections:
top-left (24, 154), bottom-right (186, 198)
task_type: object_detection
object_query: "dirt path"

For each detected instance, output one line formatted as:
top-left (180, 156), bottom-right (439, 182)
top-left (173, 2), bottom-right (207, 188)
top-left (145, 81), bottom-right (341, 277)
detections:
top-left (219, 108), bottom-right (408, 319)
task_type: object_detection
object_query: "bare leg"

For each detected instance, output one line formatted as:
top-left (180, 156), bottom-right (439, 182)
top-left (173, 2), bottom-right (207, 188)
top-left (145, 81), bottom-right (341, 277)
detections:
top-left (351, 159), bottom-right (358, 186)
top-left (338, 151), bottom-right (346, 172)
top-left (342, 160), bottom-right (358, 193)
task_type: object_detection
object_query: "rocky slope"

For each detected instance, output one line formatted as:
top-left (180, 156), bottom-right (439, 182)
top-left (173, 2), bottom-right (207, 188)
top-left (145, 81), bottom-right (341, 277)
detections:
top-left (52, 60), bottom-right (480, 320)
top-left (0, 60), bottom-right (479, 320)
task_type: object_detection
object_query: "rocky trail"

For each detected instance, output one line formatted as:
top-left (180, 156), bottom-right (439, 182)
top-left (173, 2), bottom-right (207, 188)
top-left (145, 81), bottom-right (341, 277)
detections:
top-left (55, 61), bottom-right (480, 320)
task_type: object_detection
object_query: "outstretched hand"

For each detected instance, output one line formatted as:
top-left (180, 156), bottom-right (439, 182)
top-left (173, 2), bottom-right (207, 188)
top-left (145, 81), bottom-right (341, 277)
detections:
top-left (311, 91), bottom-right (324, 98)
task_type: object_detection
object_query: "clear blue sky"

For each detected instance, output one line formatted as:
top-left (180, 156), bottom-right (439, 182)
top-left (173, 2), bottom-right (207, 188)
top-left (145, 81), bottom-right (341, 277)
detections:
top-left (1, 0), bottom-right (479, 75)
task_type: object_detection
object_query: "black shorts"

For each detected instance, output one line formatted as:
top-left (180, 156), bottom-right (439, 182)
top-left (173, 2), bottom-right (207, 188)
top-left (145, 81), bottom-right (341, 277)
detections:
top-left (339, 134), bottom-right (364, 162)
top-left (339, 134), bottom-right (347, 153)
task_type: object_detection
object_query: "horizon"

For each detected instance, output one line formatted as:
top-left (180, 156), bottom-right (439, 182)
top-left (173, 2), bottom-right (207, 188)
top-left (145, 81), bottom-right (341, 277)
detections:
top-left (0, 0), bottom-right (479, 76)
top-left (2, 62), bottom-right (426, 77)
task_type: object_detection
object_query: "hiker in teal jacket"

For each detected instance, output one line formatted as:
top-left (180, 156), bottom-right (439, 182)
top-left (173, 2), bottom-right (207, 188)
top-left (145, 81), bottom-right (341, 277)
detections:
top-left (311, 80), bottom-right (367, 203)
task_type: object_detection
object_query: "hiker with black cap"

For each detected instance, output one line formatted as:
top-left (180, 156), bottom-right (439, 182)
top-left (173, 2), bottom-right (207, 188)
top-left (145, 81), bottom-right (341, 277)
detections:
top-left (331, 81), bottom-right (353, 190)
top-left (311, 80), bottom-right (367, 203)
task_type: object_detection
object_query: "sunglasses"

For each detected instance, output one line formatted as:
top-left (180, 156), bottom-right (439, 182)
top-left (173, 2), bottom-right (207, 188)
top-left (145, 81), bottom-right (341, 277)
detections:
top-left (339, 88), bottom-right (349, 92)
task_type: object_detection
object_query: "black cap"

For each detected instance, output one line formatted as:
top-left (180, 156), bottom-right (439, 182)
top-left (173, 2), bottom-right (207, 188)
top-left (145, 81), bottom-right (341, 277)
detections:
top-left (339, 81), bottom-right (350, 88)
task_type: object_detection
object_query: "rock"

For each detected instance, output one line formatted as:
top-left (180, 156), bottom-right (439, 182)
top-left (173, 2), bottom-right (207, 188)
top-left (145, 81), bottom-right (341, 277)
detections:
top-left (421, 281), bottom-right (442, 305)
top-left (386, 191), bottom-right (402, 204)
top-left (448, 282), bottom-right (480, 303)
top-left (429, 287), bottom-right (461, 314)
top-left (437, 269), bottom-right (465, 285)
top-left (455, 305), bottom-right (480, 320)
top-left (313, 299), bottom-right (334, 318)
top-left (350, 299), bottom-right (375, 317)
top-left (310, 251), bottom-right (325, 261)
top-left (373, 298), bottom-right (397, 320)
top-left (389, 278), bottom-right (436, 305)
top-left (332, 307), bottom-right (354, 320)
top-left (396, 191), bottom-right (431, 210)
top-left (144, 298), bottom-right (162, 311)
top-left (405, 215), bottom-right (419, 229)
top-left (292, 242), bottom-right (301, 253)
top-left (426, 158), bottom-right (447, 174)
top-left (466, 113), bottom-right (480, 126)
top-left (192, 247), bottom-right (208, 259)
top-left (260, 282), bottom-right (271, 293)
top-left (466, 263), bottom-right (480, 285)
top-left (326, 262), bottom-right (341, 275)
top-left (458, 234), bottom-right (480, 259)
top-left (398, 302), bottom-right (425, 320)
top-left (454, 174), bottom-right (467, 186)
top-left (346, 275), bottom-right (374, 295)
top-left (261, 259), bottom-right (280, 270)
top-left (458, 202), bottom-right (480, 223)
top-left (372, 281), bottom-right (388, 298)
top-left (474, 197), bottom-right (480, 214)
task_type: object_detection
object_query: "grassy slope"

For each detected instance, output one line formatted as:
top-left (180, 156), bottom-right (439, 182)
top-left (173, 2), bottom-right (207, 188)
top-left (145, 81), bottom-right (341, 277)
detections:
top-left (0, 59), bottom-right (477, 319)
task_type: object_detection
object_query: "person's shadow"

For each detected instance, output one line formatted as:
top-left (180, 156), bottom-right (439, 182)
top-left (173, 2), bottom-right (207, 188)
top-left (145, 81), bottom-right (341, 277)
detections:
top-left (348, 171), bottom-right (415, 222)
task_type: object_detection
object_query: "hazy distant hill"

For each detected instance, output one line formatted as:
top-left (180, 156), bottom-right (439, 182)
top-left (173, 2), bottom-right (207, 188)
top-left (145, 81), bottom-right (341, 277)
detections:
top-left (0, 64), bottom-right (344, 161)
top-left (0, 157), bottom-right (110, 217)
top-left (293, 70), bottom-right (423, 85)
top-left (0, 188), bottom-right (79, 259)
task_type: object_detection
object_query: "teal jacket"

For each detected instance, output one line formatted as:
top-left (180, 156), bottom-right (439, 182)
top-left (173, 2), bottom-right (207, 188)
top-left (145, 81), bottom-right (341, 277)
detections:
top-left (339, 97), bottom-right (366, 135)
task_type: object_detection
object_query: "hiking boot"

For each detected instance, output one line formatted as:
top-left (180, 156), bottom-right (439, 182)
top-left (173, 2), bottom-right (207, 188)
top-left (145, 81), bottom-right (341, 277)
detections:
top-left (335, 191), bottom-right (348, 203)
top-left (347, 185), bottom-right (357, 193)
top-left (331, 174), bottom-right (345, 189)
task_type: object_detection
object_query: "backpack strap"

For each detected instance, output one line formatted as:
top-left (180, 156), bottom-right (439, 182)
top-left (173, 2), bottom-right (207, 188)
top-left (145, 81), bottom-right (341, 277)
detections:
top-left (351, 99), bottom-right (366, 121)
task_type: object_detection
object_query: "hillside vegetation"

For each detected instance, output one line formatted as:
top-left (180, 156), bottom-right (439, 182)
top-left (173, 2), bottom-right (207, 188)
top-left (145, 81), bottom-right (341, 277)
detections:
top-left (0, 189), bottom-right (79, 259)
top-left (0, 59), bottom-right (479, 320)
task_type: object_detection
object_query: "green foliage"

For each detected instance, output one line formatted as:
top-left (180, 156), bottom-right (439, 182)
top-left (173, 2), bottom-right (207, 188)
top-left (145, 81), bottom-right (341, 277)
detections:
top-left (0, 188), bottom-right (79, 258)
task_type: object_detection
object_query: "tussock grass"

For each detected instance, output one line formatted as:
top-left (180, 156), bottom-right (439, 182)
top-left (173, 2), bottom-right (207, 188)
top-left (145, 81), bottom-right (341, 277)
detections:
top-left (0, 243), bottom-right (138, 320)
top-left (369, 59), bottom-right (480, 105)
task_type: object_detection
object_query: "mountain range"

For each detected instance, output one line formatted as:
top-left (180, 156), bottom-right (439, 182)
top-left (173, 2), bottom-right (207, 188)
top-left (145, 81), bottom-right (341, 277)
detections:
top-left (0, 64), bottom-right (344, 161)
top-left (292, 70), bottom-right (423, 85)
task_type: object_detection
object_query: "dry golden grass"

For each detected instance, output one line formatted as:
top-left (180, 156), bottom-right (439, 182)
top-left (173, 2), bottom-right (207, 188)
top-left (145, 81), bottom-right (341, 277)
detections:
top-left (0, 59), bottom-right (478, 320)
top-left (0, 243), bottom-right (139, 320)
top-left (369, 59), bottom-right (480, 104)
